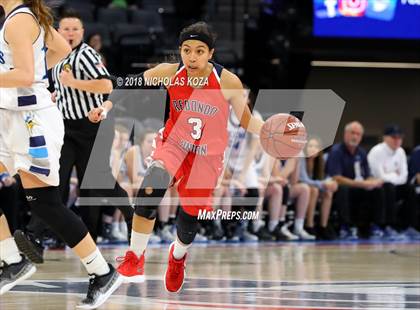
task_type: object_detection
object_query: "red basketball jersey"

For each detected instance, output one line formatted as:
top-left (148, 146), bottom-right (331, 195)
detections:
top-left (162, 62), bottom-right (229, 156)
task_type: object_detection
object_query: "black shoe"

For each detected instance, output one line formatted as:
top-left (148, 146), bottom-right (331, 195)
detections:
top-left (14, 230), bottom-right (44, 264)
top-left (270, 225), bottom-right (285, 241)
top-left (0, 255), bottom-right (36, 295)
top-left (223, 222), bottom-right (238, 240)
top-left (256, 227), bottom-right (275, 241)
top-left (304, 226), bottom-right (317, 237)
top-left (318, 226), bottom-right (337, 240)
top-left (208, 224), bottom-right (225, 241)
top-left (76, 264), bottom-right (123, 309)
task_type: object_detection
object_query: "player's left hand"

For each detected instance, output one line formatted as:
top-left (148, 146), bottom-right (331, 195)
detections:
top-left (88, 107), bottom-right (107, 123)
top-left (60, 69), bottom-right (75, 88)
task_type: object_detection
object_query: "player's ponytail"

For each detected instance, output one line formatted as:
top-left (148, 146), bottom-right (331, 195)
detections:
top-left (24, 0), bottom-right (54, 39)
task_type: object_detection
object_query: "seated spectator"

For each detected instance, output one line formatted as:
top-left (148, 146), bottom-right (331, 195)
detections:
top-left (108, 0), bottom-right (138, 9)
top-left (255, 151), bottom-right (289, 241)
top-left (272, 158), bottom-right (315, 240)
top-left (326, 121), bottom-right (385, 240)
top-left (409, 145), bottom-right (420, 183)
top-left (408, 145), bottom-right (420, 229)
top-left (368, 126), bottom-right (420, 240)
top-left (300, 137), bottom-right (338, 240)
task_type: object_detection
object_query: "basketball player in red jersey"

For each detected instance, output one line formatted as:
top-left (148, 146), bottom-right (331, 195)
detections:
top-left (113, 22), bottom-right (264, 292)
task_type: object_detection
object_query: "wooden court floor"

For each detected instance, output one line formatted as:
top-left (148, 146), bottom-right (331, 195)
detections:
top-left (1, 242), bottom-right (419, 310)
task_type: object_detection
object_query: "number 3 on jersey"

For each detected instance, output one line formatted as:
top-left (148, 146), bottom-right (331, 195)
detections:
top-left (188, 117), bottom-right (203, 140)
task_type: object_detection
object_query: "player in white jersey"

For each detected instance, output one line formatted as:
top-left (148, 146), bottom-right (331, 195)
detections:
top-left (0, 1), bottom-right (122, 308)
top-left (253, 145), bottom-right (297, 240)
top-left (223, 89), bottom-right (264, 241)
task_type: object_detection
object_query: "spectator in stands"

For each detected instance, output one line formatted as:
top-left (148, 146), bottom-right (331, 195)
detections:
top-left (254, 151), bottom-right (287, 241)
top-left (108, 0), bottom-right (138, 9)
top-left (409, 145), bottom-right (420, 186)
top-left (326, 121), bottom-right (385, 240)
top-left (272, 158), bottom-right (315, 240)
top-left (300, 137), bottom-right (338, 240)
top-left (87, 33), bottom-right (107, 66)
top-left (368, 126), bottom-right (420, 240)
top-left (408, 145), bottom-right (420, 229)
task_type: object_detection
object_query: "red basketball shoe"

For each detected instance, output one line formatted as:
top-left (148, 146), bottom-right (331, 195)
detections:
top-left (164, 242), bottom-right (187, 293)
top-left (116, 250), bottom-right (145, 283)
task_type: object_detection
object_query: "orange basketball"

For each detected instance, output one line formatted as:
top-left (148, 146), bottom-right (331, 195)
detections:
top-left (260, 113), bottom-right (307, 159)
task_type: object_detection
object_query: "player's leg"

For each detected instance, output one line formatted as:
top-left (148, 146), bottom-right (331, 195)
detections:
top-left (290, 183), bottom-right (315, 240)
top-left (117, 135), bottom-right (186, 282)
top-left (276, 185), bottom-right (298, 240)
top-left (164, 206), bottom-right (199, 293)
top-left (266, 184), bottom-right (283, 231)
top-left (117, 160), bottom-right (172, 282)
top-left (305, 185), bottom-right (320, 235)
top-left (19, 171), bottom-right (123, 308)
top-left (0, 162), bottom-right (37, 295)
top-left (265, 183), bottom-right (284, 240)
top-left (14, 131), bottom-right (76, 264)
top-left (318, 189), bottom-right (337, 240)
top-left (14, 108), bottom-right (122, 308)
top-left (164, 154), bottom-right (223, 293)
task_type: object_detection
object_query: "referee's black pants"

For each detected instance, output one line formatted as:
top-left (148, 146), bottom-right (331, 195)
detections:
top-left (59, 116), bottom-right (133, 242)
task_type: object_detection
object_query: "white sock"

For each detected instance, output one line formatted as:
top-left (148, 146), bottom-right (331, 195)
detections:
top-left (130, 231), bottom-right (150, 256)
top-left (172, 239), bottom-right (190, 260)
top-left (0, 238), bottom-right (22, 264)
top-left (294, 218), bottom-right (304, 233)
top-left (81, 247), bottom-right (110, 276)
top-left (112, 222), bottom-right (119, 231)
top-left (268, 220), bottom-right (279, 232)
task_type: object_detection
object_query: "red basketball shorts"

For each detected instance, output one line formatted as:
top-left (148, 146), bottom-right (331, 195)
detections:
top-left (151, 135), bottom-right (223, 216)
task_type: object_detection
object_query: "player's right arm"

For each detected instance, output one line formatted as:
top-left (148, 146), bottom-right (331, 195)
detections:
top-left (105, 63), bottom-right (178, 104)
top-left (221, 70), bottom-right (264, 135)
top-left (143, 63), bottom-right (178, 85)
top-left (0, 14), bottom-right (39, 88)
top-left (45, 26), bottom-right (71, 69)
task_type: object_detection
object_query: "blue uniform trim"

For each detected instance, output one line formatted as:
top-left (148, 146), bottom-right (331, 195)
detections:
top-left (29, 165), bottom-right (50, 177)
top-left (0, 5), bottom-right (29, 31)
top-left (29, 136), bottom-right (46, 147)
top-left (18, 95), bottom-right (37, 107)
top-left (210, 61), bottom-right (224, 78)
top-left (29, 147), bottom-right (49, 159)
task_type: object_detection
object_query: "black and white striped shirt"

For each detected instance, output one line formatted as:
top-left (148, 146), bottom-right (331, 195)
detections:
top-left (52, 42), bottom-right (110, 120)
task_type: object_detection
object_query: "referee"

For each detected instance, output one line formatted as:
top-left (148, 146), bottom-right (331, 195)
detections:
top-left (50, 10), bottom-right (134, 242)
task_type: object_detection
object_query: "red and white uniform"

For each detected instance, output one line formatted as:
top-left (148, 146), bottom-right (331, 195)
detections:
top-left (152, 61), bottom-right (229, 215)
